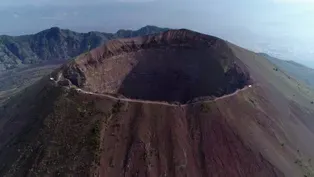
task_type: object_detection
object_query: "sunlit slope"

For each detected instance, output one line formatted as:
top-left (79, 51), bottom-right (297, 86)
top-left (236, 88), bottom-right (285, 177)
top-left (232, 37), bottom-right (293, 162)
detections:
top-left (0, 29), bottom-right (313, 177)
top-left (228, 43), bottom-right (314, 177)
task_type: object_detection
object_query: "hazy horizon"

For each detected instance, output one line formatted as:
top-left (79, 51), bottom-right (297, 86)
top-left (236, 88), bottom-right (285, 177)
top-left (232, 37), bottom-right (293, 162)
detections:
top-left (0, 0), bottom-right (313, 68)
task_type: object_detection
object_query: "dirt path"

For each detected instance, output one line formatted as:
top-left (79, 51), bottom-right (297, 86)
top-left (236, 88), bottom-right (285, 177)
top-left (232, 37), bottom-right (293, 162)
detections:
top-left (214, 86), bottom-right (251, 101)
top-left (74, 86), bottom-right (251, 107)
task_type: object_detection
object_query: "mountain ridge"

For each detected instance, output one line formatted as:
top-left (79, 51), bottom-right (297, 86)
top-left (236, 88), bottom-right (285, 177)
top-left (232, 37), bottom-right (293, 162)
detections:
top-left (0, 29), bottom-right (286, 177)
top-left (0, 25), bottom-right (169, 71)
top-left (1, 29), bottom-right (314, 176)
top-left (259, 53), bottom-right (314, 88)
top-left (0, 26), bottom-right (168, 104)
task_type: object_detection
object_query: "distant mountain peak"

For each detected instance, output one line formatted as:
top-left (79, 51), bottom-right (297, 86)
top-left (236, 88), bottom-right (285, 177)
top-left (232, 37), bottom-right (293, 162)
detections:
top-left (49, 26), bottom-right (61, 31)
top-left (37, 26), bottom-right (62, 34)
top-left (0, 26), bottom-right (168, 71)
top-left (286, 60), bottom-right (309, 68)
top-left (259, 52), bottom-right (314, 88)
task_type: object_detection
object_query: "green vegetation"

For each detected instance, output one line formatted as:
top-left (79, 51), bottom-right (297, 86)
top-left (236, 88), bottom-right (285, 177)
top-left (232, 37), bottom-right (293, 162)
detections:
top-left (0, 26), bottom-right (168, 71)
top-left (48, 90), bottom-right (108, 169)
top-left (109, 157), bottom-right (114, 168)
top-left (0, 63), bottom-right (61, 105)
top-left (89, 120), bottom-right (101, 164)
top-left (111, 100), bottom-right (123, 114)
top-left (247, 98), bottom-right (256, 107)
top-left (261, 53), bottom-right (314, 88)
top-left (293, 158), bottom-right (314, 177)
top-left (200, 102), bottom-right (212, 113)
top-left (295, 159), bottom-right (301, 164)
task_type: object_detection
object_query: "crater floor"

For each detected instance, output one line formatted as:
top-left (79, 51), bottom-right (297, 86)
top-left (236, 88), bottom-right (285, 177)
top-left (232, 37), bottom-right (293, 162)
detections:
top-left (60, 30), bottom-right (251, 103)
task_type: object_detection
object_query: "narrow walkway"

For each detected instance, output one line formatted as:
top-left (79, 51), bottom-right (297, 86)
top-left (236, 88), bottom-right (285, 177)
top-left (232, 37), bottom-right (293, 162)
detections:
top-left (74, 86), bottom-right (252, 107)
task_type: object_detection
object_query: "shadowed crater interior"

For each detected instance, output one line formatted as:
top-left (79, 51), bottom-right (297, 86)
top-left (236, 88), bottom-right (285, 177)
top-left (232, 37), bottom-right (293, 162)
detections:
top-left (61, 30), bottom-right (251, 103)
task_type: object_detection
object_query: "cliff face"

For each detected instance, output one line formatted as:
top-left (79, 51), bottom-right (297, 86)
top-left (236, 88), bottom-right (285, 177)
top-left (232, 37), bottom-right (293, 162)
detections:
top-left (1, 29), bottom-right (314, 177)
top-left (60, 30), bottom-right (251, 103)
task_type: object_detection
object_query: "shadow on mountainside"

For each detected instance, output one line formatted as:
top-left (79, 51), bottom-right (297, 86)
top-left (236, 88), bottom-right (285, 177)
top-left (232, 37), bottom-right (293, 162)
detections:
top-left (117, 46), bottom-right (249, 103)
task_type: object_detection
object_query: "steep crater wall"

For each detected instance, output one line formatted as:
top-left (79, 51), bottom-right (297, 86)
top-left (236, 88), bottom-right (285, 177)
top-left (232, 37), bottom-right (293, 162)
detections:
top-left (60, 30), bottom-right (251, 103)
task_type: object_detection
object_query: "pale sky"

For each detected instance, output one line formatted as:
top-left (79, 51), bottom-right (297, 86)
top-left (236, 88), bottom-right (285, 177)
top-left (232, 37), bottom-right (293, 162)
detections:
top-left (0, 0), bottom-right (313, 67)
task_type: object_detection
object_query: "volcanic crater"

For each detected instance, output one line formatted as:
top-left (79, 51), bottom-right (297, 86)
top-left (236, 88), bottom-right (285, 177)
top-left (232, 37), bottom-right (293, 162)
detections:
top-left (60, 29), bottom-right (251, 103)
top-left (2, 28), bottom-right (302, 177)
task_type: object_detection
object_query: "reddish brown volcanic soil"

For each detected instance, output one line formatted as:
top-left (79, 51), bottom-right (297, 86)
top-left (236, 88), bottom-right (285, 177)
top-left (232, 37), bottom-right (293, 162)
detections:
top-left (60, 29), bottom-right (250, 103)
top-left (2, 29), bottom-right (314, 177)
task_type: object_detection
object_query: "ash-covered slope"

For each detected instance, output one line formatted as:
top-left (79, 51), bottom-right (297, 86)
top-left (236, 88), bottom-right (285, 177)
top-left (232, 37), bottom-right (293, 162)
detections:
top-left (0, 29), bottom-right (314, 177)
top-left (260, 53), bottom-right (314, 88)
top-left (59, 29), bottom-right (251, 103)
